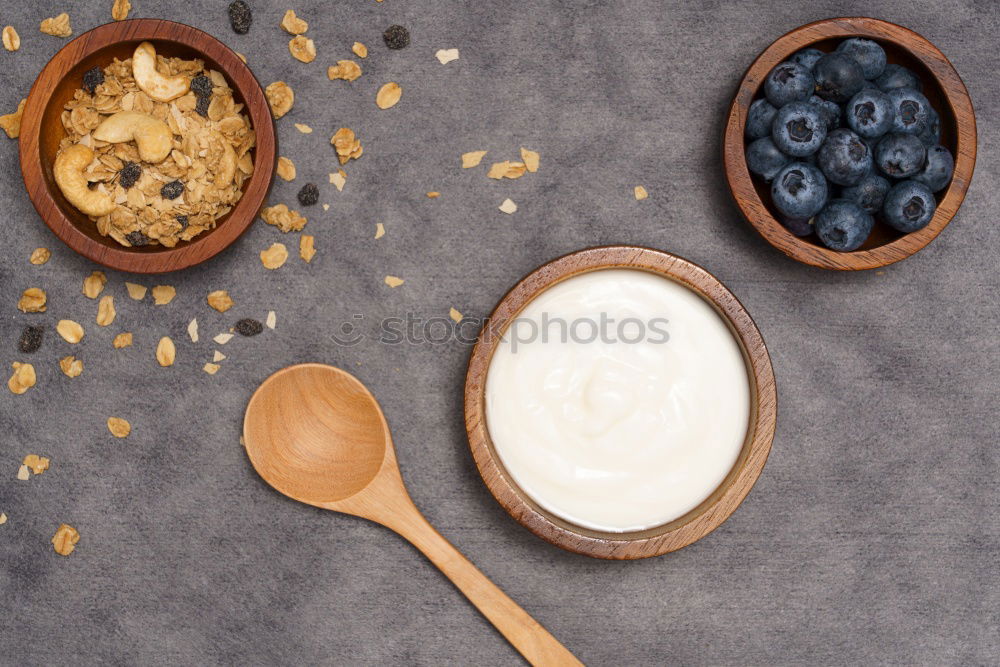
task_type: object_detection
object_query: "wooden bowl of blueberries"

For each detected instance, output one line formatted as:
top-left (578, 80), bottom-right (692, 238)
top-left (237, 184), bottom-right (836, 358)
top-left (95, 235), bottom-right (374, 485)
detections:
top-left (724, 17), bottom-right (976, 270)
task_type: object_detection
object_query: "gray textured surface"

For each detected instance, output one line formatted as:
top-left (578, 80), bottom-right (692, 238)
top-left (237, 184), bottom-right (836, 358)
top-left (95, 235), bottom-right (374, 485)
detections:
top-left (1, 1), bottom-right (998, 665)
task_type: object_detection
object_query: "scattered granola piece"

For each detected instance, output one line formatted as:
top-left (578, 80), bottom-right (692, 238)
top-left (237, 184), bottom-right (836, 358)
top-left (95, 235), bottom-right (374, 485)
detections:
top-left (375, 82), bottom-right (402, 109)
top-left (18, 288), bottom-right (46, 313)
top-left (634, 185), bottom-right (649, 200)
top-left (0, 99), bottom-right (26, 139)
top-left (294, 123), bottom-right (313, 134)
top-left (59, 356), bottom-right (83, 378)
top-left (331, 127), bottom-right (363, 164)
top-left (57, 320), bottom-right (85, 343)
top-left (261, 204), bottom-right (307, 232)
top-left (277, 156), bottom-right (297, 181)
top-left (0, 513), bottom-right (7, 525)
top-left (449, 308), bottom-right (463, 323)
top-left (23, 454), bottom-right (50, 474)
top-left (261, 243), bottom-right (289, 269)
top-left (265, 81), bottom-right (294, 119)
top-left (207, 291), bottom-right (234, 313)
top-left (427, 191), bottom-right (440, 198)
top-left (156, 336), bottom-right (176, 367)
top-left (213, 350), bottom-right (227, 362)
top-left (499, 198), bottom-right (517, 214)
top-left (487, 161), bottom-right (510, 179)
top-left (2, 26), bottom-right (20, 51)
top-left (52, 524), bottom-right (80, 556)
top-left (521, 148), bottom-right (540, 173)
top-left (327, 60), bottom-right (362, 82)
top-left (8, 363), bottom-right (36, 394)
top-left (436, 48), bottom-right (459, 65)
top-left (280, 9), bottom-right (308, 35)
top-left (111, 0), bottom-right (131, 21)
top-left (375, 223), bottom-right (385, 239)
top-left (214, 333), bottom-right (234, 345)
top-left (384, 276), bottom-right (404, 288)
top-left (96, 295), bottom-right (116, 326)
top-left (203, 363), bottom-right (221, 375)
top-left (152, 285), bottom-right (176, 305)
top-left (300, 234), bottom-right (316, 262)
top-left (16, 465), bottom-right (30, 480)
top-left (40, 13), bottom-right (72, 38)
top-left (352, 42), bottom-right (368, 58)
top-left (107, 417), bottom-right (131, 438)
top-left (329, 170), bottom-right (346, 191)
top-left (29, 248), bottom-right (51, 265)
top-left (125, 282), bottom-right (147, 300)
top-left (82, 270), bottom-right (108, 299)
top-left (113, 333), bottom-right (133, 349)
top-left (289, 35), bottom-right (316, 63)
top-left (265, 311), bottom-right (276, 330)
top-left (187, 319), bottom-right (199, 343)
top-left (322, 203), bottom-right (329, 211)
top-left (462, 150), bottom-right (487, 168)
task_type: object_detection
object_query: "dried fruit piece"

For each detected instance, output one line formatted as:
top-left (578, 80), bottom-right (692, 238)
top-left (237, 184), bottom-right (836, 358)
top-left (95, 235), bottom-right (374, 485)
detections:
top-left (300, 234), bottom-right (316, 262)
top-left (289, 35), bottom-right (316, 63)
top-left (261, 204), bottom-right (307, 232)
top-left (294, 123), bottom-right (312, 134)
top-left (113, 333), bottom-right (133, 349)
top-left (125, 282), bottom-right (147, 300)
top-left (499, 198), bottom-right (517, 214)
top-left (297, 183), bottom-right (319, 206)
top-left (235, 318), bottom-right (264, 336)
top-left (126, 231), bottom-right (150, 247)
top-left (60, 356), bottom-right (83, 378)
top-left (634, 185), bottom-right (648, 200)
top-left (0, 99), bottom-right (26, 139)
top-left (156, 336), bottom-right (176, 366)
top-left (375, 223), bottom-right (385, 239)
top-left (462, 150), bottom-right (487, 168)
top-left (54, 145), bottom-right (114, 215)
top-left (8, 362), bottom-right (36, 394)
top-left (107, 417), bottom-right (131, 438)
top-left (188, 319), bottom-right (199, 343)
top-left (160, 180), bottom-right (184, 200)
top-left (190, 75), bottom-right (213, 98)
top-left (19, 326), bottom-right (43, 353)
top-left (152, 285), bottom-right (176, 305)
top-left (520, 148), bottom-right (540, 173)
top-left (52, 524), bottom-right (80, 556)
top-left (383, 25), bottom-right (410, 50)
top-left (40, 13), bottom-right (72, 38)
top-left (449, 308), bottom-right (463, 323)
top-left (23, 454), bottom-right (50, 474)
top-left (265, 311), bottom-right (277, 329)
top-left (260, 243), bottom-right (289, 269)
top-left (57, 320), bottom-right (85, 344)
top-left (203, 363), bottom-right (221, 375)
top-left (207, 291), bottom-right (234, 313)
top-left (327, 60), bottom-right (361, 82)
top-left (3, 26), bottom-right (21, 52)
top-left (384, 276), bottom-right (404, 288)
top-left (96, 295), bottom-right (116, 327)
top-left (376, 82), bottom-right (402, 109)
top-left (112, 0), bottom-right (132, 21)
top-left (82, 67), bottom-right (105, 94)
top-left (228, 0), bottom-right (252, 34)
top-left (18, 288), bottom-right (46, 313)
top-left (83, 271), bottom-right (108, 298)
top-left (277, 156), bottom-right (296, 181)
top-left (352, 42), bottom-right (368, 58)
top-left (265, 81), bottom-right (294, 119)
top-left (119, 161), bottom-right (141, 189)
top-left (29, 248), bottom-right (51, 265)
top-left (435, 48), bottom-right (459, 65)
top-left (331, 127), bottom-right (362, 164)
top-left (280, 9), bottom-right (308, 34)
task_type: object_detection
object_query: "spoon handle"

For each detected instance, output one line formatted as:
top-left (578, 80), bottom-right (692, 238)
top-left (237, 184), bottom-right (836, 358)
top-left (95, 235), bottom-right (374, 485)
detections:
top-left (387, 507), bottom-right (583, 666)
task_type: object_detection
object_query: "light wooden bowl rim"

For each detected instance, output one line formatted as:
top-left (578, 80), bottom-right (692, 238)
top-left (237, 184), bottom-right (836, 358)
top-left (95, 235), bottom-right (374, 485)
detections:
top-left (723, 16), bottom-right (977, 270)
top-left (19, 19), bottom-right (277, 274)
top-left (463, 246), bottom-right (777, 559)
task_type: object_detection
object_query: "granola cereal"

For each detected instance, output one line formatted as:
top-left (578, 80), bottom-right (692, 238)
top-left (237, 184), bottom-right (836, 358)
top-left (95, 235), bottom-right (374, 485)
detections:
top-left (107, 417), bottom-right (131, 438)
top-left (289, 36), bottom-right (316, 63)
top-left (8, 362), bottom-right (36, 394)
top-left (450, 308), bottom-right (463, 323)
top-left (352, 42), bottom-right (368, 58)
top-left (276, 156), bottom-right (296, 181)
top-left (187, 319), bottom-right (199, 342)
top-left (294, 123), bottom-right (312, 134)
top-left (329, 170), bottom-right (346, 191)
top-left (112, 0), bottom-right (132, 21)
top-left (156, 336), bottom-right (176, 366)
top-left (125, 282), bottom-right (147, 299)
top-left (384, 276), bottom-right (404, 288)
top-left (60, 356), bottom-right (84, 377)
top-left (17, 465), bottom-right (30, 480)
top-left (40, 13), bottom-right (72, 38)
top-left (521, 148), bottom-right (540, 172)
top-left (375, 82), bottom-right (402, 109)
top-left (265, 81), bottom-right (294, 118)
top-left (52, 524), bottom-right (80, 556)
top-left (299, 234), bottom-right (316, 262)
top-left (83, 270), bottom-right (108, 298)
top-left (23, 454), bottom-right (50, 474)
top-left (152, 285), bottom-right (176, 304)
top-left (96, 295), bottom-right (117, 326)
top-left (29, 248), bottom-right (51, 265)
top-left (436, 48), bottom-right (460, 65)
top-left (57, 46), bottom-right (256, 247)
top-left (331, 128), bottom-right (362, 165)
top-left (280, 10), bottom-right (309, 35)
top-left (57, 320), bottom-right (85, 344)
top-left (3, 26), bottom-right (20, 52)
top-left (461, 150), bottom-right (487, 168)
top-left (265, 311), bottom-right (276, 329)
top-left (327, 61), bottom-right (362, 82)
top-left (207, 290), bottom-right (234, 312)
top-left (261, 204), bottom-right (307, 232)
top-left (261, 243), bottom-right (289, 269)
top-left (499, 198), bottom-right (517, 214)
top-left (0, 99), bottom-right (26, 139)
top-left (634, 185), bottom-right (648, 200)
top-left (203, 363), bottom-right (221, 375)
top-left (113, 333), bottom-right (133, 348)
top-left (18, 288), bottom-right (47, 313)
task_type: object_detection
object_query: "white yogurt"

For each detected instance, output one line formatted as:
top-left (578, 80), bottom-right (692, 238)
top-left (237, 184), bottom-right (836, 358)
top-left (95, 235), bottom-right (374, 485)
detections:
top-left (485, 269), bottom-right (750, 533)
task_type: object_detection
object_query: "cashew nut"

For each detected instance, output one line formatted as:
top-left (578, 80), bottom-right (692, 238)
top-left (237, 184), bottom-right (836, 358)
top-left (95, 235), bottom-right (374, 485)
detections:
top-left (131, 41), bottom-right (190, 102)
top-left (54, 144), bottom-right (116, 217)
top-left (93, 111), bottom-right (173, 164)
top-left (214, 140), bottom-right (237, 188)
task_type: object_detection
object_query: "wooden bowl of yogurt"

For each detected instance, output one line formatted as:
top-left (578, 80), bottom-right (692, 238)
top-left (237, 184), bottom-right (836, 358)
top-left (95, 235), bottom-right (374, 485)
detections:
top-left (464, 246), bottom-right (777, 559)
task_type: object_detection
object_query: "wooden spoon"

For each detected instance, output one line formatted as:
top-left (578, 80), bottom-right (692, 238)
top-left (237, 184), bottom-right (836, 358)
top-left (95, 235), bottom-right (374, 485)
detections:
top-left (243, 363), bottom-right (582, 666)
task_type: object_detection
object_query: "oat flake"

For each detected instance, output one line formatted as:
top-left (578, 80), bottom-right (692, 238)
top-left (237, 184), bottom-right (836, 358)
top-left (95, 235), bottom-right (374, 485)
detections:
top-left (499, 198), bottom-right (517, 214)
top-left (188, 319), bottom-right (199, 343)
top-left (152, 285), bottom-right (176, 304)
top-left (265, 311), bottom-right (276, 329)
top-left (384, 276), bottom-right (404, 288)
top-left (125, 282), bottom-right (147, 300)
top-left (462, 150), bottom-right (487, 168)
top-left (435, 48), bottom-right (460, 65)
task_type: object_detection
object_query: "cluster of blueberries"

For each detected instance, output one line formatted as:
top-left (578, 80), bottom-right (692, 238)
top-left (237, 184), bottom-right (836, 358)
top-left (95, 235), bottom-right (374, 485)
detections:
top-left (745, 38), bottom-right (954, 251)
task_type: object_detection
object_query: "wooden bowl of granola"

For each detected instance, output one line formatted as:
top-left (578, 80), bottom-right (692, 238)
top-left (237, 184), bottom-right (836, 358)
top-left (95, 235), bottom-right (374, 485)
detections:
top-left (20, 19), bottom-right (276, 274)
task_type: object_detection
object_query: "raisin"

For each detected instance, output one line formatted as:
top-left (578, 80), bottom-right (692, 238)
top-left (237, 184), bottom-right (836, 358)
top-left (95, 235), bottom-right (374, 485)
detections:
top-left (18, 326), bottom-right (43, 353)
top-left (82, 66), bottom-right (105, 94)
top-left (160, 181), bottom-right (184, 200)
top-left (119, 162), bottom-right (141, 189)
top-left (195, 95), bottom-right (211, 118)
top-left (297, 183), bottom-right (319, 206)
top-left (175, 215), bottom-right (189, 229)
top-left (383, 25), bottom-right (410, 50)
top-left (190, 75), bottom-right (213, 98)
top-left (234, 318), bottom-right (263, 337)
top-left (228, 0), bottom-right (252, 35)
top-left (125, 231), bottom-right (150, 247)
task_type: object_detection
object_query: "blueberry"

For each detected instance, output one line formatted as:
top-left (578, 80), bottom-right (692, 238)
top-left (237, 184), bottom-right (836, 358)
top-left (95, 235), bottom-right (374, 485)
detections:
top-left (297, 183), bottom-right (319, 206)
top-left (82, 66), bottom-right (104, 95)
top-left (875, 64), bottom-right (922, 92)
top-left (190, 75), bottom-right (213, 98)
top-left (835, 38), bottom-right (887, 80)
top-left (771, 101), bottom-right (826, 157)
top-left (383, 25), bottom-right (410, 50)
top-left (812, 53), bottom-right (865, 103)
top-left (764, 61), bottom-right (815, 107)
top-left (882, 180), bottom-right (936, 232)
top-left (119, 161), bottom-right (141, 189)
top-left (818, 128), bottom-right (873, 186)
top-left (808, 95), bottom-right (841, 131)
top-left (746, 98), bottom-right (777, 140)
top-left (887, 87), bottom-right (931, 136)
top-left (814, 199), bottom-right (874, 251)
top-left (912, 145), bottom-right (954, 192)
top-left (18, 326), bottom-right (44, 353)
top-left (746, 137), bottom-right (791, 182)
top-left (160, 180), bottom-right (184, 200)
top-left (235, 318), bottom-right (264, 337)
top-left (845, 89), bottom-right (894, 139)
top-left (228, 0), bottom-right (252, 34)
top-left (875, 132), bottom-right (926, 178)
top-left (840, 172), bottom-right (891, 215)
top-left (771, 162), bottom-right (828, 220)
top-left (917, 107), bottom-right (941, 147)
top-left (790, 48), bottom-right (825, 71)
top-left (780, 215), bottom-right (814, 237)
